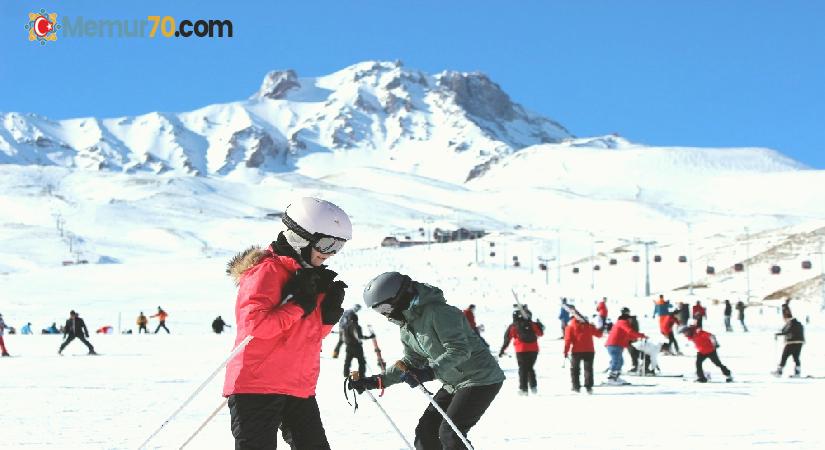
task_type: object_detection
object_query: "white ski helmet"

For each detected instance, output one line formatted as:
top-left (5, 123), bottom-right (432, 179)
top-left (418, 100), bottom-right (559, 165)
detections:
top-left (282, 197), bottom-right (352, 254)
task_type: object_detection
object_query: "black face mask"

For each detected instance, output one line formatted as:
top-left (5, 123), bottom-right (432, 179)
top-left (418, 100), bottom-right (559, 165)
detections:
top-left (374, 289), bottom-right (414, 325)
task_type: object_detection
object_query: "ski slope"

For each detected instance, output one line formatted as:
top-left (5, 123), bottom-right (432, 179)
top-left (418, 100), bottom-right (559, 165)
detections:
top-left (1, 245), bottom-right (824, 449)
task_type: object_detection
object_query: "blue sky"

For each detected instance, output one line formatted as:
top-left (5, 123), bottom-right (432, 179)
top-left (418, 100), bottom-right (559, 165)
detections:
top-left (2, 0), bottom-right (824, 168)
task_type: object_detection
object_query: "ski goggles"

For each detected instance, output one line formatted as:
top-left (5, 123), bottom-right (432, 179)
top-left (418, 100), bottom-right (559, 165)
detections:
top-left (312, 235), bottom-right (346, 255)
top-left (282, 212), bottom-right (347, 255)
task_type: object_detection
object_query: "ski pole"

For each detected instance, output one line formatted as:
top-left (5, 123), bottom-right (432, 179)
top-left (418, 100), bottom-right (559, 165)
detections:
top-left (395, 362), bottom-right (475, 450)
top-left (179, 398), bottom-right (228, 449)
top-left (350, 371), bottom-right (414, 450)
top-left (137, 334), bottom-right (253, 449)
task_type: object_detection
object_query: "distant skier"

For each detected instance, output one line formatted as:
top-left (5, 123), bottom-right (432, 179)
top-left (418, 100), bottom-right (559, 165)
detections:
top-left (341, 314), bottom-right (374, 378)
top-left (677, 301), bottom-right (690, 328)
top-left (212, 316), bottom-right (231, 334)
top-left (723, 300), bottom-right (733, 332)
top-left (21, 322), bottom-right (33, 335)
top-left (660, 310), bottom-right (682, 355)
top-left (692, 301), bottom-right (707, 328)
top-left (151, 306), bottom-right (170, 334)
top-left (652, 294), bottom-right (671, 318)
top-left (95, 325), bottom-right (113, 334)
top-left (42, 322), bottom-right (59, 334)
top-left (564, 306), bottom-right (603, 393)
top-left (596, 297), bottom-right (608, 329)
top-left (500, 306), bottom-right (545, 395)
top-left (332, 304), bottom-right (361, 358)
top-left (0, 313), bottom-right (11, 356)
top-left (58, 310), bottom-right (97, 355)
top-left (463, 303), bottom-right (489, 347)
top-left (136, 312), bottom-right (148, 334)
top-left (558, 298), bottom-right (571, 338)
top-left (605, 307), bottom-right (646, 384)
top-left (352, 272), bottom-right (504, 449)
top-left (772, 310), bottom-right (804, 377)
top-left (735, 300), bottom-right (748, 332)
top-left (680, 325), bottom-right (732, 382)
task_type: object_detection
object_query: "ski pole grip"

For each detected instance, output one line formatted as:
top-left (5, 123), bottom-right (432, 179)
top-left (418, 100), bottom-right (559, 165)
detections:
top-left (394, 360), bottom-right (409, 372)
top-left (350, 371), bottom-right (361, 381)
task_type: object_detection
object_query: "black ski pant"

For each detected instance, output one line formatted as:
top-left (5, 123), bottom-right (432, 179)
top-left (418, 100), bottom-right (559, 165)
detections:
top-left (343, 343), bottom-right (366, 378)
top-left (138, 324), bottom-right (148, 334)
top-left (154, 321), bottom-right (170, 334)
top-left (666, 331), bottom-right (680, 353)
top-left (570, 352), bottom-right (595, 390)
top-left (59, 335), bottom-right (94, 353)
top-left (696, 351), bottom-right (730, 379)
top-left (414, 382), bottom-right (502, 450)
top-left (516, 351), bottom-right (538, 391)
top-left (228, 393), bottom-right (330, 450)
top-left (627, 345), bottom-right (650, 372)
top-left (779, 343), bottom-right (803, 368)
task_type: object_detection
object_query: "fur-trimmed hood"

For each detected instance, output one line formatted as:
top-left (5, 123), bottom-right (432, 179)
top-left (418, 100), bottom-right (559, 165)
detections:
top-left (226, 245), bottom-right (270, 285)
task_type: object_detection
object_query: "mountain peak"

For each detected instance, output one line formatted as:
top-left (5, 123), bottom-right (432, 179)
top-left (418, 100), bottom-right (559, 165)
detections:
top-left (253, 69), bottom-right (301, 100)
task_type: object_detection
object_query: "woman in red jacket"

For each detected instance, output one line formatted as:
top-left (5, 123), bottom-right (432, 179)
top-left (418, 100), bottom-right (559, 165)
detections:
top-left (681, 325), bottom-right (733, 382)
top-left (563, 307), bottom-right (603, 393)
top-left (499, 308), bottom-right (544, 395)
top-left (223, 197), bottom-right (351, 449)
top-left (605, 307), bottom-right (646, 384)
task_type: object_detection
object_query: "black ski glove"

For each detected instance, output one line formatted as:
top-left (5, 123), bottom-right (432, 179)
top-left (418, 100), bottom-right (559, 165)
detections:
top-left (400, 366), bottom-right (435, 388)
top-left (348, 375), bottom-right (381, 394)
top-left (321, 280), bottom-right (348, 325)
top-left (286, 269), bottom-right (324, 316)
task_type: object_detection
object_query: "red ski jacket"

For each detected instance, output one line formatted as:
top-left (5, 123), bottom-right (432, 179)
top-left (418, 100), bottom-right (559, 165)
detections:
top-left (564, 319), bottom-right (603, 355)
top-left (688, 329), bottom-right (716, 354)
top-left (692, 304), bottom-right (706, 319)
top-left (502, 322), bottom-right (544, 353)
top-left (223, 246), bottom-right (334, 398)
top-left (605, 318), bottom-right (646, 348)
top-left (660, 315), bottom-right (678, 336)
top-left (597, 301), bottom-right (608, 318)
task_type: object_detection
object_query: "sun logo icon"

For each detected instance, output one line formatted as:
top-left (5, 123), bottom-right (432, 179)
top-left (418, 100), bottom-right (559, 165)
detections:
top-left (25, 9), bottom-right (60, 45)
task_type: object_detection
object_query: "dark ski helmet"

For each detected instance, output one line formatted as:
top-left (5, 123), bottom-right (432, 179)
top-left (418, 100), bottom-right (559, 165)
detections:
top-left (363, 272), bottom-right (413, 320)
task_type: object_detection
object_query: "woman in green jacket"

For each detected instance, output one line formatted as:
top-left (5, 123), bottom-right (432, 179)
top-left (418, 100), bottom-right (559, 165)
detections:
top-left (350, 272), bottom-right (504, 450)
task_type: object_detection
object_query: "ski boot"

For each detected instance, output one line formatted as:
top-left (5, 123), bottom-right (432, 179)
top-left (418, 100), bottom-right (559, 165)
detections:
top-left (1, 352), bottom-right (10, 357)
top-left (88, 350), bottom-right (98, 355)
top-left (586, 387), bottom-right (593, 394)
top-left (518, 389), bottom-right (528, 396)
top-left (530, 386), bottom-right (538, 394)
top-left (571, 386), bottom-right (580, 393)
top-left (725, 374), bottom-right (734, 383)
top-left (771, 366), bottom-right (783, 377)
top-left (695, 377), bottom-right (708, 383)
top-left (790, 366), bottom-right (801, 378)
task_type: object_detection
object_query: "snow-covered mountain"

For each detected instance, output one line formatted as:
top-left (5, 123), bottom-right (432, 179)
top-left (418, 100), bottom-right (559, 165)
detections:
top-left (0, 60), bottom-right (571, 183)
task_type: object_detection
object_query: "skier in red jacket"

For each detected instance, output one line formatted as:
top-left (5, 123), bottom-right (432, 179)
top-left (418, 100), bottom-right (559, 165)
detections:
top-left (500, 308), bottom-right (545, 395)
top-left (605, 307), bottom-right (646, 384)
top-left (564, 307), bottom-right (603, 393)
top-left (659, 311), bottom-right (682, 355)
top-left (223, 197), bottom-right (351, 449)
top-left (681, 325), bottom-right (733, 382)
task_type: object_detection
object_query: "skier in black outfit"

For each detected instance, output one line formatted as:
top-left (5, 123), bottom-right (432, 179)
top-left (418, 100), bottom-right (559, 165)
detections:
top-left (723, 300), bottom-right (733, 332)
top-left (678, 301), bottom-right (690, 328)
top-left (58, 310), bottom-right (96, 355)
top-left (342, 314), bottom-right (374, 377)
top-left (772, 310), bottom-right (805, 377)
top-left (332, 304), bottom-right (361, 358)
top-left (212, 315), bottom-right (231, 334)
top-left (735, 300), bottom-right (748, 332)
